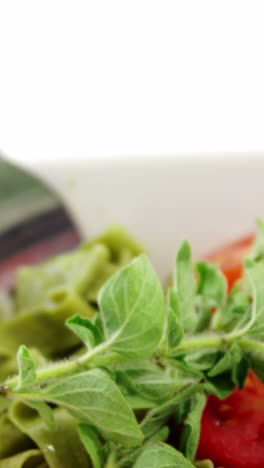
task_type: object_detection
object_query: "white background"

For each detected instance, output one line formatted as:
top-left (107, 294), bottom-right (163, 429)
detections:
top-left (0, 0), bottom-right (264, 163)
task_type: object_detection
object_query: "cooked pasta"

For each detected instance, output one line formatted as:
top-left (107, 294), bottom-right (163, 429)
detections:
top-left (0, 226), bottom-right (143, 467)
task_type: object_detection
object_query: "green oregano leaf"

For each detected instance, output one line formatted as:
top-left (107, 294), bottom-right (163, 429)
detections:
top-left (194, 460), bottom-right (214, 468)
top-left (216, 282), bottom-right (250, 332)
top-left (66, 314), bottom-right (101, 350)
top-left (24, 368), bottom-right (143, 447)
top-left (16, 346), bottom-right (36, 389)
top-left (196, 261), bottom-right (227, 332)
top-left (141, 384), bottom-right (201, 438)
top-left (166, 289), bottom-right (184, 348)
top-left (186, 351), bottom-right (219, 372)
top-left (179, 392), bottom-right (206, 461)
top-left (174, 240), bottom-right (197, 332)
top-left (232, 354), bottom-right (249, 389)
top-left (78, 423), bottom-right (105, 468)
top-left (244, 260), bottom-right (264, 337)
top-left (98, 255), bottom-right (165, 359)
top-left (196, 261), bottom-right (227, 309)
top-left (248, 351), bottom-right (264, 381)
top-left (116, 362), bottom-right (180, 405)
top-left (208, 344), bottom-right (242, 377)
top-left (250, 218), bottom-right (264, 260)
top-left (133, 442), bottom-right (193, 468)
top-left (205, 372), bottom-right (235, 399)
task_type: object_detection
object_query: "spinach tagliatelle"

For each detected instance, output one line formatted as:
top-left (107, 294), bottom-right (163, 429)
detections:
top-left (1, 223), bottom-right (264, 467)
top-left (0, 225), bottom-right (144, 468)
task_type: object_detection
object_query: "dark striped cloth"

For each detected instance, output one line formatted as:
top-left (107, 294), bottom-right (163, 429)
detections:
top-left (0, 157), bottom-right (81, 288)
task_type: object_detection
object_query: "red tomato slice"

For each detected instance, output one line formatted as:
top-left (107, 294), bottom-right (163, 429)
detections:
top-left (205, 234), bottom-right (254, 290)
top-left (197, 370), bottom-right (264, 468)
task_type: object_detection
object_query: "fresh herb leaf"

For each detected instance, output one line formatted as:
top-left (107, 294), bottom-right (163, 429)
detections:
top-left (115, 364), bottom-right (173, 409)
top-left (196, 261), bottom-right (227, 332)
top-left (66, 315), bottom-right (101, 350)
top-left (128, 370), bottom-right (177, 404)
top-left (250, 218), bottom-right (264, 260)
top-left (133, 442), bottom-right (193, 468)
top-left (141, 384), bottom-right (202, 438)
top-left (174, 240), bottom-right (197, 332)
top-left (115, 363), bottom-right (179, 405)
top-left (196, 261), bottom-right (227, 309)
top-left (185, 351), bottom-right (219, 372)
top-left (118, 430), bottom-right (169, 468)
top-left (179, 392), bottom-right (206, 461)
top-left (98, 255), bottom-right (165, 359)
top-left (125, 395), bottom-right (157, 410)
top-left (208, 344), bottom-right (242, 377)
top-left (248, 351), bottom-right (264, 380)
top-left (203, 349), bottom-right (248, 393)
top-left (115, 369), bottom-right (160, 409)
top-left (16, 346), bottom-right (36, 389)
top-left (193, 299), bottom-right (212, 334)
top-left (148, 425), bottom-right (170, 443)
top-left (194, 460), bottom-right (214, 468)
top-left (24, 369), bottom-right (143, 447)
top-left (166, 289), bottom-right (184, 348)
top-left (244, 259), bottom-right (264, 337)
top-left (205, 372), bottom-right (235, 399)
top-left (78, 423), bottom-right (105, 468)
top-left (232, 354), bottom-right (249, 389)
top-left (168, 355), bottom-right (204, 380)
top-left (216, 282), bottom-right (250, 332)
top-left (118, 427), bottom-right (171, 468)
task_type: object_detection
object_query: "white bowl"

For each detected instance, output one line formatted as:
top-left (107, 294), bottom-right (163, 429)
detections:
top-left (27, 155), bottom-right (264, 280)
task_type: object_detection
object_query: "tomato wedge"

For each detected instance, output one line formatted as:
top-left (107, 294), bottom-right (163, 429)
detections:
top-left (197, 370), bottom-right (264, 468)
top-left (199, 235), bottom-right (262, 467)
top-left (205, 235), bottom-right (254, 290)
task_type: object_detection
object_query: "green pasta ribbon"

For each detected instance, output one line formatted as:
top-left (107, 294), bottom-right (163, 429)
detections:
top-left (0, 226), bottom-right (143, 467)
top-left (9, 403), bottom-right (91, 468)
top-left (0, 449), bottom-right (46, 468)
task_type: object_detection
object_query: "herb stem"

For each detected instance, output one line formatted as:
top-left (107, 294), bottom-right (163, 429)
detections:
top-left (105, 450), bottom-right (117, 468)
top-left (170, 333), bottom-right (264, 360)
top-left (6, 332), bottom-right (264, 391)
top-left (170, 334), bottom-right (227, 355)
top-left (239, 338), bottom-right (264, 354)
top-left (6, 340), bottom-right (120, 390)
top-left (6, 359), bottom-right (78, 389)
